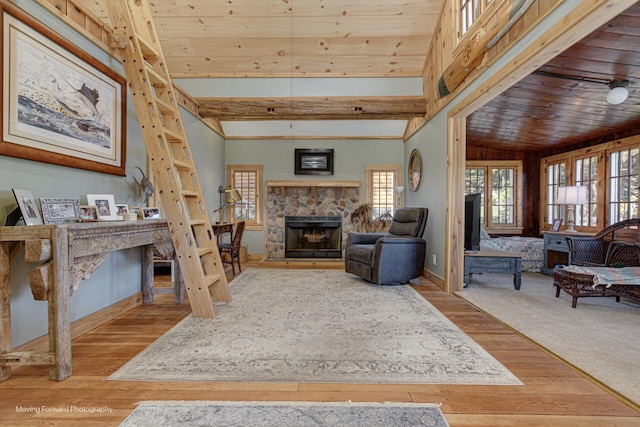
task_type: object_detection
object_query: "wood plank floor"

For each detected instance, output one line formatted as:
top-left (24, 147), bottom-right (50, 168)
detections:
top-left (1, 266), bottom-right (639, 426)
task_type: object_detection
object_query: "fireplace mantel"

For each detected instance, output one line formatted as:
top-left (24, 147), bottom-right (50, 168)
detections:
top-left (265, 180), bottom-right (361, 188)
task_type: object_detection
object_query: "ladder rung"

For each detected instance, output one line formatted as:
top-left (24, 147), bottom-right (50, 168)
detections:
top-left (164, 128), bottom-right (184, 142)
top-left (155, 97), bottom-right (175, 114)
top-left (172, 159), bottom-right (192, 170)
top-left (198, 247), bottom-right (214, 256)
top-left (205, 274), bottom-right (222, 288)
top-left (135, 32), bottom-right (159, 59)
top-left (189, 219), bottom-right (206, 226)
top-left (182, 190), bottom-right (199, 197)
top-left (146, 65), bottom-right (167, 87)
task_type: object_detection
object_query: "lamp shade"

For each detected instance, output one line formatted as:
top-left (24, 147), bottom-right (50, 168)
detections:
top-left (556, 186), bottom-right (588, 205)
top-left (394, 186), bottom-right (405, 195)
top-left (225, 188), bottom-right (242, 204)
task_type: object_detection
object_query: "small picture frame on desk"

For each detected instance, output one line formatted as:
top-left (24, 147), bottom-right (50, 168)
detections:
top-left (551, 218), bottom-right (563, 232)
top-left (79, 205), bottom-right (98, 221)
top-left (142, 207), bottom-right (161, 219)
top-left (39, 198), bottom-right (80, 224)
top-left (87, 194), bottom-right (118, 221)
top-left (12, 188), bottom-right (43, 225)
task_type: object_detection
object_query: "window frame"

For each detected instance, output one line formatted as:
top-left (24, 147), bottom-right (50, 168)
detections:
top-left (458, 0), bottom-right (495, 38)
top-left (540, 138), bottom-right (639, 232)
top-left (365, 164), bottom-right (402, 219)
top-left (226, 164), bottom-right (263, 230)
top-left (465, 160), bottom-right (523, 234)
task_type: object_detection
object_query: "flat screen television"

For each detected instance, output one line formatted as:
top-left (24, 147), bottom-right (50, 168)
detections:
top-left (464, 193), bottom-right (481, 251)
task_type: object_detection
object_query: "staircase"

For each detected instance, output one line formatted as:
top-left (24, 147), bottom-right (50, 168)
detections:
top-left (106, 0), bottom-right (230, 318)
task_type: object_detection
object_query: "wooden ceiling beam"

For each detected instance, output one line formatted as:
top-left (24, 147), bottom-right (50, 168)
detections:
top-left (197, 96), bottom-right (426, 120)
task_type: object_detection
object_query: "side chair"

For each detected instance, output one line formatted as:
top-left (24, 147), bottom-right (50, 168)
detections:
top-left (219, 220), bottom-right (246, 275)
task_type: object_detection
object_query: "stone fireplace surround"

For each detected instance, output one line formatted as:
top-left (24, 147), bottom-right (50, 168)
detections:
top-left (265, 181), bottom-right (361, 260)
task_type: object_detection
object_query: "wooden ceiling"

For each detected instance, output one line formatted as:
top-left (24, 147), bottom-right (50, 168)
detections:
top-left (84, 0), bottom-right (441, 78)
top-left (466, 2), bottom-right (640, 152)
top-left (80, 1), bottom-right (640, 148)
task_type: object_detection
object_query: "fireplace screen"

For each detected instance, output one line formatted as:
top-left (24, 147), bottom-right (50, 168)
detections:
top-left (285, 215), bottom-right (342, 258)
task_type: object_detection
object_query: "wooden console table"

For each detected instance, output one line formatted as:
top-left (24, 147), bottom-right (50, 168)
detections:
top-left (0, 220), bottom-right (175, 382)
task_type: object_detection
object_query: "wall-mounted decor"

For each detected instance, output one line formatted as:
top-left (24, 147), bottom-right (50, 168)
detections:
top-left (408, 149), bottom-right (422, 191)
top-left (39, 198), bottom-right (80, 224)
top-left (12, 188), bottom-right (42, 225)
top-left (295, 148), bottom-right (334, 175)
top-left (0, 4), bottom-right (126, 176)
top-left (87, 194), bottom-right (118, 221)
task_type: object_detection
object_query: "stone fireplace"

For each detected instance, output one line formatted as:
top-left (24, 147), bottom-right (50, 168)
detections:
top-left (265, 181), bottom-right (361, 260)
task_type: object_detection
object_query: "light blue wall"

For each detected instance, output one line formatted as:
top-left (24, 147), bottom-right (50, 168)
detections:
top-left (2, 1), bottom-right (225, 347)
top-left (225, 139), bottom-right (404, 254)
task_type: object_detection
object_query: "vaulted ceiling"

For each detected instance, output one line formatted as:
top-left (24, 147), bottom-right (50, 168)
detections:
top-left (81, 0), bottom-right (640, 149)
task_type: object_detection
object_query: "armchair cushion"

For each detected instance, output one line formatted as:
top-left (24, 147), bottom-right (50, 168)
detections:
top-left (345, 207), bottom-right (428, 285)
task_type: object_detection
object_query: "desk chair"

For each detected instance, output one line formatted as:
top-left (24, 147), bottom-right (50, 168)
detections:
top-left (219, 221), bottom-right (245, 275)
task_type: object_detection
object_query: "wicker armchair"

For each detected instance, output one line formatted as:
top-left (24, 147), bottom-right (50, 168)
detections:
top-left (565, 218), bottom-right (640, 267)
top-left (554, 218), bottom-right (640, 307)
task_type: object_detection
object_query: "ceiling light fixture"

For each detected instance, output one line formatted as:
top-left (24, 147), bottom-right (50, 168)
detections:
top-left (532, 70), bottom-right (630, 105)
top-left (606, 80), bottom-right (629, 105)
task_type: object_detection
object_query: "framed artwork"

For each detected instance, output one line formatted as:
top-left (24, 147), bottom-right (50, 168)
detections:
top-left (294, 149), bottom-right (334, 175)
top-left (79, 205), bottom-right (98, 221)
top-left (142, 207), bottom-right (161, 219)
top-left (39, 198), bottom-right (80, 224)
top-left (11, 188), bottom-right (42, 225)
top-left (551, 218), bottom-right (563, 232)
top-left (86, 194), bottom-right (118, 221)
top-left (0, 4), bottom-right (126, 176)
top-left (115, 204), bottom-right (129, 219)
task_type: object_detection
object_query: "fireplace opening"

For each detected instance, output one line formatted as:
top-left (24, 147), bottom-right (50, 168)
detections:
top-left (285, 215), bottom-right (342, 258)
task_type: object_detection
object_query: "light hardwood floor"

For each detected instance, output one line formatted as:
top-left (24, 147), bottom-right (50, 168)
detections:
top-left (1, 264), bottom-right (639, 426)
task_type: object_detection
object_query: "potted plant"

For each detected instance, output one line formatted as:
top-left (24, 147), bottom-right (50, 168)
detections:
top-left (350, 203), bottom-right (393, 233)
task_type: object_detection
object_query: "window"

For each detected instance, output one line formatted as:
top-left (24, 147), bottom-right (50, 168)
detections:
top-left (365, 165), bottom-right (402, 219)
top-left (541, 138), bottom-right (639, 231)
top-left (460, 0), bottom-right (493, 36)
top-left (465, 160), bottom-right (523, 234)
top-left (574, 155), bottom-right (598, 227)
top-left (226, 164), bottom-right (263, 230)
top-left (609, 147), bottom-right (638, 223)
top-left (545, 161), bottom-right (567, 225)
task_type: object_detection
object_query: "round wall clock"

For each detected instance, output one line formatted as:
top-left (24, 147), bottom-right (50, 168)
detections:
top-left (408, 149), bottom-right (422, 191)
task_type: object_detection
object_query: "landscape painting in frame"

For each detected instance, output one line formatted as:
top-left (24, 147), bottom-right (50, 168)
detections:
top-left (1, 5), bottom-right (126, 175)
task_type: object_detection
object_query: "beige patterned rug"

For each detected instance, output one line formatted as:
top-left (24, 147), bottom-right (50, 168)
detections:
top-left (109, 269), bottom-right (520, 385)
top-left (119, 401), bottom-right (449, 427)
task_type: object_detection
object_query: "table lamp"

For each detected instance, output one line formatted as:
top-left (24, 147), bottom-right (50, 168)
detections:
top-left (556, 185), bottom-right (588, 232)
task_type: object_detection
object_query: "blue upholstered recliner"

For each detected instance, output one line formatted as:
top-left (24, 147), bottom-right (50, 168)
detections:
top-left (345, 207), bottom-right (428, 285)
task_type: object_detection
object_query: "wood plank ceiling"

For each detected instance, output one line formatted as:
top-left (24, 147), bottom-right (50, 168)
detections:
top-left (82, 1), bottom-right (640, 149)
top-left (467, 2), bottom-right (640, 152)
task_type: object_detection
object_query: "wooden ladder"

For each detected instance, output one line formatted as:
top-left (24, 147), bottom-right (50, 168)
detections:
top-left (106, 0), bottom-right (230, 318)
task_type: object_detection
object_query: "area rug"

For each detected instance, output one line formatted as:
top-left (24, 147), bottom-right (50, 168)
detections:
top-left (457, 272), bottom-right (640, 404)
top-left (109, 269), bottom-right (520, 385)
top-left (119, 401), bottom-right (449, 427)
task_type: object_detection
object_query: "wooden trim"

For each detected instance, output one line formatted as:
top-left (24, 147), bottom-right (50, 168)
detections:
top-left (423, 269), bottom-right (445, 290)
top-left (225, 135), bottom-right (403, 141)
top-left (265, 180), bottom-right (361, 188)
top-left (446, 116), bottom-right (466, 293)
top-left (13, 292), bottom-right (142, 353)
top-left (197, 96), bottom-right (426, 121)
